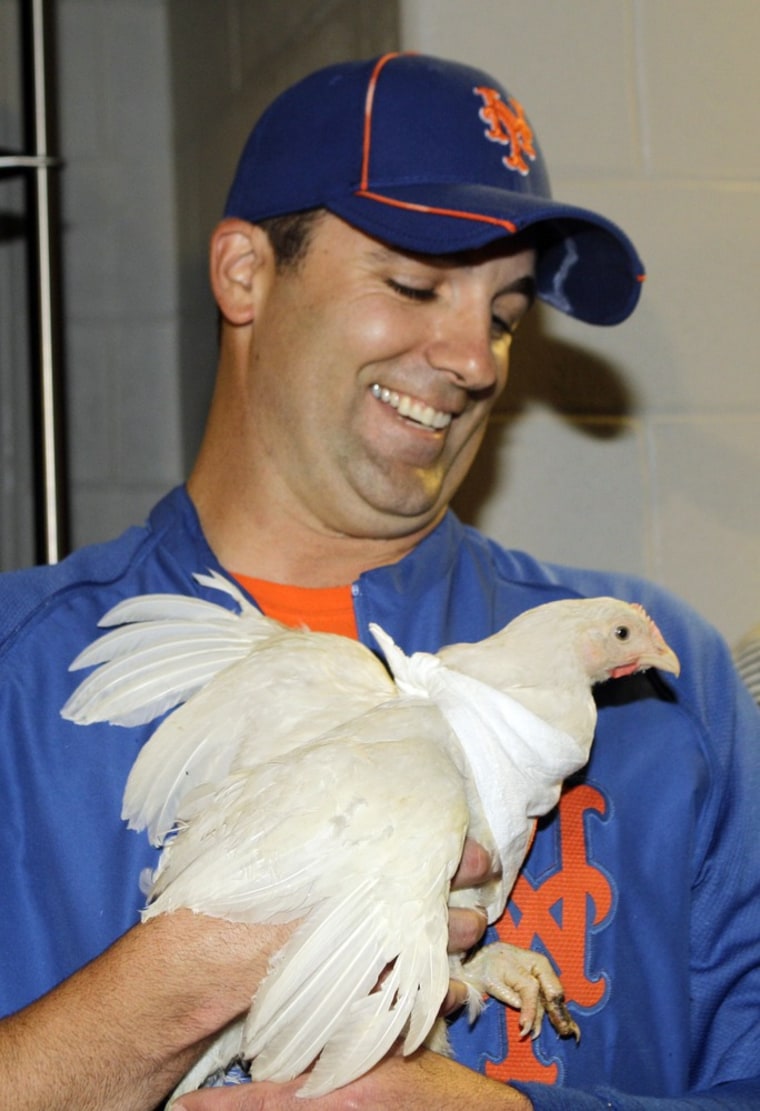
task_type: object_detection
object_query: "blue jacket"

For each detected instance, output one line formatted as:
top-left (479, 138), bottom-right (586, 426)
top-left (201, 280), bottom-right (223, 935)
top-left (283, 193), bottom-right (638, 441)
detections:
top-left (1, 486), bottom-right (758, 1109)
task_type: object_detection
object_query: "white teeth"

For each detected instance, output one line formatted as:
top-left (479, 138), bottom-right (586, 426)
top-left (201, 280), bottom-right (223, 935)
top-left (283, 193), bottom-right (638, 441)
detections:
top-left (371, 383), bottom-right (452, 430)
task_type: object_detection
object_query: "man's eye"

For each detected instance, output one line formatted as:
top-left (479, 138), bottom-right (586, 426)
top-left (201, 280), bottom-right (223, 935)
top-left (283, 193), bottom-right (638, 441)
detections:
top-left (491, 315), bottom-right (513, 340)
top-left (387, 279), bottom-right (436, 302)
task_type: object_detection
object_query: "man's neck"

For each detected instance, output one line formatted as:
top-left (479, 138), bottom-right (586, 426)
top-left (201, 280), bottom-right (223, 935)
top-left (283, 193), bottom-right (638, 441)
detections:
top-left (187, 475), bottom-right (442, 587)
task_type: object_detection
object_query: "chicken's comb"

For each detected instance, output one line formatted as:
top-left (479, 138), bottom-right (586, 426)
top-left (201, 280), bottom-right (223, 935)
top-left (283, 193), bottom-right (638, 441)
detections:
top-left (631, 602), bottom-right (665, 644)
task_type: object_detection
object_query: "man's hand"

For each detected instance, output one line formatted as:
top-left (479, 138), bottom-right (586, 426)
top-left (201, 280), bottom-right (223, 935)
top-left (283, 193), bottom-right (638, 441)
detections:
top-left (443, 837), bottom-right (498, 1013)
top-left (173, 1048), bottom-right (531, 1110)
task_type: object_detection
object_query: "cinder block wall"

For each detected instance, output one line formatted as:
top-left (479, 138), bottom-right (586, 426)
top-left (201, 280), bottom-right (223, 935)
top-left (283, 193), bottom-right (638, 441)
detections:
top-left (55, 0), bottom-right (182, 547)
top-left (403, 0), bottom-right (760, 645)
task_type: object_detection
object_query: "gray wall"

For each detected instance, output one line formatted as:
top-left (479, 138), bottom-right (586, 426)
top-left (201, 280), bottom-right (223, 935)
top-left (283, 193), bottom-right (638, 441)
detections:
top-left (57, 0), bottom-right (181, 548)
top-left (0, 0), bottom-right (34, 568)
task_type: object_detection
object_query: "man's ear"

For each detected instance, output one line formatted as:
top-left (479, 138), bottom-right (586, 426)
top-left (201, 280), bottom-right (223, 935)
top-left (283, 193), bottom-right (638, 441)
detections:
top-left (210, 218), bottom-right (274, 324)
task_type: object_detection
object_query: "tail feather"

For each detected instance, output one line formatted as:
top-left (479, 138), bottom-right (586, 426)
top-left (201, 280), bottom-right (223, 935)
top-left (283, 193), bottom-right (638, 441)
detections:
top-left (99, 592), bottom-right (241, 626)
top-left (244, 876), bottom-right (448, 1093)
top-left (297, 965), bottom-right (413, 1097)
top-left (62, 644), bottom-right (250, 728)
top-left (61, 572), bottom-right (280, 729)
top-left (193, 570), bottom-right (256, 610)
top-left (399, 909), bottom-right (450, 1054)
top-left (98, 571), bottom-right (256, 628)
top-left (247, 920), bottom-right (389, 1083)
top-left (68, 622), bottom-right (251, 670)
top-left (122, 713), bottom-right (250, 842)
top-left (245, 879), bottom-right (378, 1023)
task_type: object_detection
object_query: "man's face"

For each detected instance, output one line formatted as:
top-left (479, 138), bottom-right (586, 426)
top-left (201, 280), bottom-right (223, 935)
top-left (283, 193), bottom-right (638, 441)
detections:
top-left (245, 213), bottom-right (536, 542)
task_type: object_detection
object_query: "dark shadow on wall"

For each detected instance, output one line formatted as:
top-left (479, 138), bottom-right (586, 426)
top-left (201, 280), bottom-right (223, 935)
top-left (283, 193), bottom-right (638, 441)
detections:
top-left (453, 303), bottom-right (640, 525)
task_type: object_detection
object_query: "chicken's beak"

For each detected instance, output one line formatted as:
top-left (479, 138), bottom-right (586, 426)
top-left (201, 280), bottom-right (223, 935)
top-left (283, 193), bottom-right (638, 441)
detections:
top-left (645, 639), bottom-right (680, 678)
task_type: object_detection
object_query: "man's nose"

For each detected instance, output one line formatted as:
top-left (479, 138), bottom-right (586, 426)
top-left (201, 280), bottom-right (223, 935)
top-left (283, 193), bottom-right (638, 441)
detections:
top-left (424, 305), bottom-right (507, 393)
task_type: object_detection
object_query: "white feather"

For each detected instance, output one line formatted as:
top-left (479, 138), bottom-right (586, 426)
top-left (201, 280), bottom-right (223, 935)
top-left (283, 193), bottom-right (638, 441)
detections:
top-left (300, 971), bottom-right (410, 1096)
top-left (247, 890), bottom-right (391, 1080)
top-left (62, 575), bottom-right (276, 727)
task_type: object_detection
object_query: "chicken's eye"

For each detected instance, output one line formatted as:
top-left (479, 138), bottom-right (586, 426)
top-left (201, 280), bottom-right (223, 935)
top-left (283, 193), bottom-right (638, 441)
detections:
top-left (614, 626), bottom-right (630, 641)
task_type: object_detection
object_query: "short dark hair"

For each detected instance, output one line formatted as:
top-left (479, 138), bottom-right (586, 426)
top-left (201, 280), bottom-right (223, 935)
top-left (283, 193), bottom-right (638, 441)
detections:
top-left (258, 209), bottom-right (325, 270)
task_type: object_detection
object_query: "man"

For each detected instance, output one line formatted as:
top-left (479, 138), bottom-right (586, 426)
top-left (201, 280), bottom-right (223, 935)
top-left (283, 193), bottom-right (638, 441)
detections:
top-left (1, 53), bottom-right (758, 1111)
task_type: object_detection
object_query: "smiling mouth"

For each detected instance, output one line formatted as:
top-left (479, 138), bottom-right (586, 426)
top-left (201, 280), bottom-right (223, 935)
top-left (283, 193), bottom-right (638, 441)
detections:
top-left (370, 383), bottom-right (452, 430)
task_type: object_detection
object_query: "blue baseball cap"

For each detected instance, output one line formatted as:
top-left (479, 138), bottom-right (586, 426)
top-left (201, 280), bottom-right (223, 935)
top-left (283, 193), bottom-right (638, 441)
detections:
top-left (224, 52), bottom-right (644, 326)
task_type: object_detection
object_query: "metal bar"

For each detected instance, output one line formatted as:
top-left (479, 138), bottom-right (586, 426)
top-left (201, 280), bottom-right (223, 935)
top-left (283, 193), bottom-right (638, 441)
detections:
top-left (0, 154), bottom-right (60, 171)
top-left (25, 0), bottom-right (69, 563)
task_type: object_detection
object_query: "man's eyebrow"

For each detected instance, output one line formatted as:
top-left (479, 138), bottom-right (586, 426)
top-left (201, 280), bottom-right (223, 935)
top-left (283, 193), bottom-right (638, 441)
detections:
top-left (367, 244), bottom-right (409, 265)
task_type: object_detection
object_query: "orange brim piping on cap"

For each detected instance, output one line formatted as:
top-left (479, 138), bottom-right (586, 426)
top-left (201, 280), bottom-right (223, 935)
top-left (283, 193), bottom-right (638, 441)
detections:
top-left (355, 188), bottom-right (519, 234)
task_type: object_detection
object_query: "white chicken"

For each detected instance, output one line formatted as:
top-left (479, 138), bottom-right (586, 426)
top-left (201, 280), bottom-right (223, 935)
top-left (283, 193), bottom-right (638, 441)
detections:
top-left (61, 574), bottom-right (680, 1102)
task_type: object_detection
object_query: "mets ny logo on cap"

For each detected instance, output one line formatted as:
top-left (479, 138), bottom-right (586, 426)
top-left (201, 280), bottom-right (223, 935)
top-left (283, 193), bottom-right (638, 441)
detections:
top-left (474, 87), bottom-right (537, 176)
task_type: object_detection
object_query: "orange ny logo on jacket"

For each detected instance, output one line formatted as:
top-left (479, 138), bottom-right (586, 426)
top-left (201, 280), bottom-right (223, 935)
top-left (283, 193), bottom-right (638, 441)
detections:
top-left (474, 87), bottom-right (536, 176)
top-left (486, 783), bottom-right (613, 1083)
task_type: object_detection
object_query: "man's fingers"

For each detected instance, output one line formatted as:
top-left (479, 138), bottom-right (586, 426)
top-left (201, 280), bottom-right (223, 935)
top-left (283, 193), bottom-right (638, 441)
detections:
top-left (451, 838), bottom-right (499, 891)
top-left (175, 1077), bottom-right (305, 1109)
top-left (440, 978), bottom-right (469, 1016)
top-left (448, 906), bottom-right (488, 952)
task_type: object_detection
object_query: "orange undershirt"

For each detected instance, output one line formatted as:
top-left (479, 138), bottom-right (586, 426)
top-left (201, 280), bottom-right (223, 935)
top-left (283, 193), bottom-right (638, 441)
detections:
top-left (232, 573), bottom-right (359, 639)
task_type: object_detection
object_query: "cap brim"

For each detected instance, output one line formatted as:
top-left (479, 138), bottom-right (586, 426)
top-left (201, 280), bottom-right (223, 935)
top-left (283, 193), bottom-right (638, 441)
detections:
top-left (328, 184), bottom-right (644, 326)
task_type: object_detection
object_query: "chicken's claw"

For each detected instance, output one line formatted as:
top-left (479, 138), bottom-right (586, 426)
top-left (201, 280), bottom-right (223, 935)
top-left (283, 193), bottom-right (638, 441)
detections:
top-left (457, 941), bottom-right (581, 1043)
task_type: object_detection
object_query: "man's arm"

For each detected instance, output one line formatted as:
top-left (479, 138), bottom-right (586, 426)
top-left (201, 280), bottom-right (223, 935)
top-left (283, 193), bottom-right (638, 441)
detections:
top-left (0, 911), bottom-right (293, 1111)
